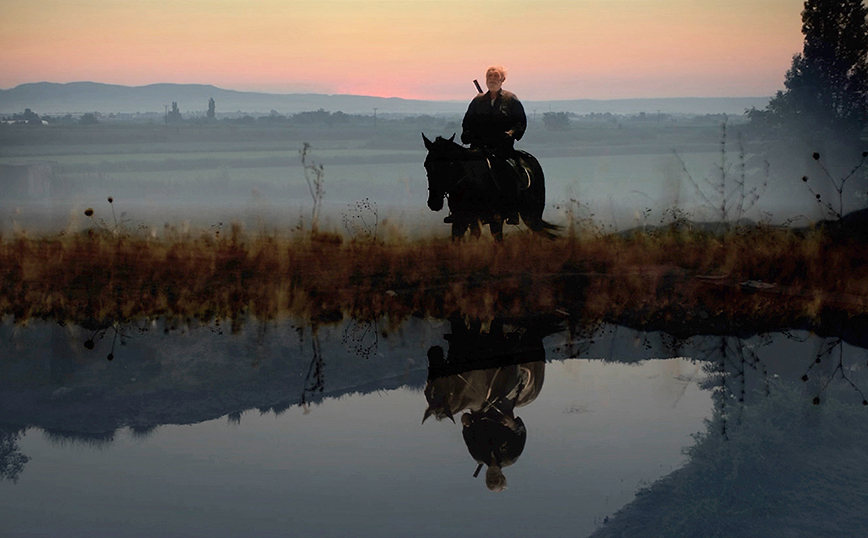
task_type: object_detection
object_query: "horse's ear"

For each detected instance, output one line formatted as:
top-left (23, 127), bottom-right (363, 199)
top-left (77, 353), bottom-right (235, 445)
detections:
top-left (448, 133), bottom-right (455, 143)
top-left (422, 133), bottom-right (433, 150)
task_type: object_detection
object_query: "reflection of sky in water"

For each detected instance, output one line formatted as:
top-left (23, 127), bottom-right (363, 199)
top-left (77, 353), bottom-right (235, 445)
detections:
top-left (3, 316), bottom-right (868, 537)
top-left (1, 358), bottom-right (708, 538)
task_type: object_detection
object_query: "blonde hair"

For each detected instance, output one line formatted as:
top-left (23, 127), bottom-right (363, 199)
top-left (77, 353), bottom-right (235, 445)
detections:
top-left (486, 65), bottom-right (507, 81)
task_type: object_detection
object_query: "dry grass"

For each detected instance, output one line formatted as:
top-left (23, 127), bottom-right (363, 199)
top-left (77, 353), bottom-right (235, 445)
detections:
top-left (1, 222), bottom-right (866, 332)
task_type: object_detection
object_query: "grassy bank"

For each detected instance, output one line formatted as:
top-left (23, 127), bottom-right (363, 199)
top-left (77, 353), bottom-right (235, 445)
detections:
top-left (2, 219), bottom-right (866, 331)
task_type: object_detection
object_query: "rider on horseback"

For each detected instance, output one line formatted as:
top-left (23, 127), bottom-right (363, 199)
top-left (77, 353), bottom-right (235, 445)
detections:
top-left (457, 65), bottom-right (528, 225)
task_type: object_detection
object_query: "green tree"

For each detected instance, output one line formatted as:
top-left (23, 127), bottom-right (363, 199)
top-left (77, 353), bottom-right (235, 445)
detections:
top-left (749, 0), bottom-right (868, 140)
top-left (207, 97), bottom-right (216, 120)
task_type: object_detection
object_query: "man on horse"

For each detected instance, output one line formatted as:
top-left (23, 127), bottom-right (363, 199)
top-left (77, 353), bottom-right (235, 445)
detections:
top-left (459, 65), bottom-right (528, 225)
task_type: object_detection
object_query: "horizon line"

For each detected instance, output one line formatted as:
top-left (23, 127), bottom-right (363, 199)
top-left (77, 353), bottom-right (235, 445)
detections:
top-left (0, 80), bottom-right (773, 103)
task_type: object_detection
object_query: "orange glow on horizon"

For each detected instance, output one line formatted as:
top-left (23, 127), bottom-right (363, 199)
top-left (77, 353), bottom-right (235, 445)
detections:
top-left (0, 0), bottom-right (805, 100)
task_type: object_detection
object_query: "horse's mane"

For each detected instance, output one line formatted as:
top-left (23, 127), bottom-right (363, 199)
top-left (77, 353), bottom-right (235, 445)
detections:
top-left (426, 135), bottom-right (488, 163)
top-left (428, 135), bottom-right (465, 154)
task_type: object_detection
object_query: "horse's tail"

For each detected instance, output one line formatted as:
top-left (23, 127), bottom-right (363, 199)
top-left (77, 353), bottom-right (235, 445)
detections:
top-left (517, 151), bottom-right (561, 239)
top-left (523, 215), bottom-right (561, 239)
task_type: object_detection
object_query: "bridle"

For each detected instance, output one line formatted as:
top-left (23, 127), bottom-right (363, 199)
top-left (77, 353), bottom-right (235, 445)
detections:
top-left (425, 150), bottom-right (490, 196)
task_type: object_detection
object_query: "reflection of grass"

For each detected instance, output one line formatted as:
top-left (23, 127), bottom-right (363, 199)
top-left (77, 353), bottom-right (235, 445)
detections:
top-left (1, 222), bottom-right (866, 328)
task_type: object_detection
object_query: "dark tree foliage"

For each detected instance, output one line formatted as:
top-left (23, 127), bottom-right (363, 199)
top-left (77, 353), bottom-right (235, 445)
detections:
top-left (167, 101), bottom-right (183, 123)
top-left (748, 0), bottom-right (868, 140)
top-left (542, 111), bottom-right (570, 131)
top-left (0, 430), bottom-right (30, 483)
top-left (8, 108), bottom-right (42, 124)
top-left (207, 97), bottom-right (216, 120)
top-left (78, 112), bottom-right (99, 125)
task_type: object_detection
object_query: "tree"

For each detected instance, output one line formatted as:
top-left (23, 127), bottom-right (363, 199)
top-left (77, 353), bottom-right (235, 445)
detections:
top-left (748, 0), bottom-right (868, 141)
top-left (78, 112), bottom-right (99, 125)
top-left (167, 101), bottom-right (183, 123)
top-left (542, 111), bottom-right (570, 131)
top-left (18, 108), bottom-right (41, 124)
top-left (207, 97), bottom-right (216, 120)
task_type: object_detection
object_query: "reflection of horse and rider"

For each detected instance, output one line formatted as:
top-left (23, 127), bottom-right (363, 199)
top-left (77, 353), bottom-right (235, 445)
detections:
top-left (423, 317), bottom-right (548, 492)
top-left (423, 66), bottom-right (558, 240)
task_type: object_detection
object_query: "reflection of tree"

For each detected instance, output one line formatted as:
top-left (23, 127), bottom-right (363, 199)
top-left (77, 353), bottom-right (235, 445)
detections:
top-left (694, 335), bottom-right (771, 438)
top-left (81, 318), bottom-right (150, 362)
top-left (300, 329), bottom-right (324, 412)
top-left (801, 336), bottom-right (868, 406)
top-left (342, 319), bottom-right (379, 360)
top-left (591, 332), bottom-right (868, 537)
top-left (592, 381), bottom-right (868, 537)
top-left (0, 428), bottom-right (30, 483)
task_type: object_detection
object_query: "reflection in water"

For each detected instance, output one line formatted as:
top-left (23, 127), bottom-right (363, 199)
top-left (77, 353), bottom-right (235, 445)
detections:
top-left (1, 314), bottom-right (868, 536)
top-left (0, 429), bottom-right (29, 483)
top-left (589, 327), bottom-right (868, 537)
top-left (423, 317), bottom-right (552, 491)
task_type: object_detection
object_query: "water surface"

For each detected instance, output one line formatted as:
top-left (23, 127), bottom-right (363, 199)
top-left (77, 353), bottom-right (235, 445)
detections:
top-left (1, 317), bottom-right (866, 537)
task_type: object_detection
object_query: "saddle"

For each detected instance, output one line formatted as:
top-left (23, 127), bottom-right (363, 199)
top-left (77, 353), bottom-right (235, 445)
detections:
top-left (510, 152), bottom-right (533, 191)
top-left (476, 149), bottom-right (533, 192)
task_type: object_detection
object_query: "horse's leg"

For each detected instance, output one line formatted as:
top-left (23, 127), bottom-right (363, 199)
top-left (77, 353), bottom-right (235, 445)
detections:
top-left (451, 219), bottom-right (469, 242)
top-left (488, 217), bottom-right (504, 242)
top-left (469, 219), bottom-right (482, 239)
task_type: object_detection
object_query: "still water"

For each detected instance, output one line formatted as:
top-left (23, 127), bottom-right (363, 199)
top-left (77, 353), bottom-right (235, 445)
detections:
top-left (1, 316), bottom-right (867, 537)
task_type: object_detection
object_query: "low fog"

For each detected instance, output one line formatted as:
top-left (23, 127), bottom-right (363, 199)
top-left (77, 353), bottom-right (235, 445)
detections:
top-left (1, 92), bottom-right (865, 238)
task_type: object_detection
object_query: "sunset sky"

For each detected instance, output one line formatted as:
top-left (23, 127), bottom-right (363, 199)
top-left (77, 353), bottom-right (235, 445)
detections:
top-left (1, 0), bottom-right (806, 101)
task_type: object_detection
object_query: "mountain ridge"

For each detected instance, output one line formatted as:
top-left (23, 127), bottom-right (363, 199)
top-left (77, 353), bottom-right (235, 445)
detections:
top-left (0, 81), bottom-right (770, 116)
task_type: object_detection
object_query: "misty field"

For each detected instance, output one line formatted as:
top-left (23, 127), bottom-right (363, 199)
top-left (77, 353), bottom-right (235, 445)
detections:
top-left (2, 118), bottom-right (866, 333)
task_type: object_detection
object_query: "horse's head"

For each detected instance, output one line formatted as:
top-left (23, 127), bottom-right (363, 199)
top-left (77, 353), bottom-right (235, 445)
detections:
top-left (422, 133), bottom-right (462, 211)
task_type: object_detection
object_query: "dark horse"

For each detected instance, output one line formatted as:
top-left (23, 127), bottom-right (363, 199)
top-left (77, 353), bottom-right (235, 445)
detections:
top-left (423, 134), bottom-right (558, 241)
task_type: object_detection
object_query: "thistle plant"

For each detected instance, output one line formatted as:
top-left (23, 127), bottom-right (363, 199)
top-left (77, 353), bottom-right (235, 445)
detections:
top-left (83, 196), bottom-right (128, 236)
top-left (800, 150), bottom-right (868, 221)
top-left (342, 198), bottom-right (379, 241)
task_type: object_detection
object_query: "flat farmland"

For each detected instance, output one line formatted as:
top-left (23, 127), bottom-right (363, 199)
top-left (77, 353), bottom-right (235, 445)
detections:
top-left (0, 118), bottom-right (827, 234)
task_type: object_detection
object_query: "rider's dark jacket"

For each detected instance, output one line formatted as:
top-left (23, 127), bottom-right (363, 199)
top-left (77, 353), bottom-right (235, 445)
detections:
top-left (461, 90), bottom-right (527, 153)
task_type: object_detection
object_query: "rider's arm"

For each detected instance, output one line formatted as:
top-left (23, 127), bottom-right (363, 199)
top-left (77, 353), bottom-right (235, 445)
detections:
top-left (506, 97), bottom-right (527, 141)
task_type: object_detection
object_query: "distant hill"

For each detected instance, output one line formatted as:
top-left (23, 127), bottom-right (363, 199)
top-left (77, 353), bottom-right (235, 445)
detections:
top-left (0, 81), bottom-right (770, 117)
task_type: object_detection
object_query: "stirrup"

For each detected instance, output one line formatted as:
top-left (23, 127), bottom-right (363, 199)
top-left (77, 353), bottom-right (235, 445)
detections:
top-left (506, 158), bottom-right (531, 190)
top-left (520, 166), bottom-right (531, 190)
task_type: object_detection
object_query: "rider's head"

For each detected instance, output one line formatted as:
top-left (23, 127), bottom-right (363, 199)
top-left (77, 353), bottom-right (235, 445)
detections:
top-left (485, 465), bottom-right (508, 492)
top-left (461, 411), bottom-right (527, 492)
top-left (485, 66), bottom-right (507, 93)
